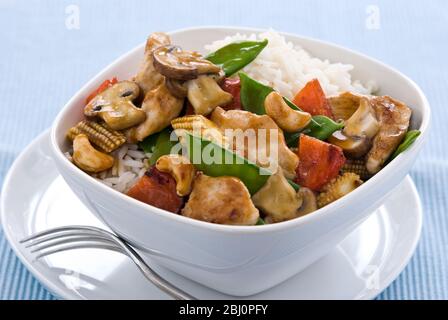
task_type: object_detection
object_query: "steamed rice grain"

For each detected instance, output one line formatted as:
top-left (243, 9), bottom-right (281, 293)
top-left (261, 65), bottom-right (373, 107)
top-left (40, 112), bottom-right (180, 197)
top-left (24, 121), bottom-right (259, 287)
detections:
top-left (205, 30), bottom-right (377, 98)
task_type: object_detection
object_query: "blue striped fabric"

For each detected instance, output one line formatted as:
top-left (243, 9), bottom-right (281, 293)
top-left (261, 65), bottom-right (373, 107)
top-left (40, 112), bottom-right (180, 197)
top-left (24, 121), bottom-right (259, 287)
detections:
top-left (0, 0), bottom-right (447, 300)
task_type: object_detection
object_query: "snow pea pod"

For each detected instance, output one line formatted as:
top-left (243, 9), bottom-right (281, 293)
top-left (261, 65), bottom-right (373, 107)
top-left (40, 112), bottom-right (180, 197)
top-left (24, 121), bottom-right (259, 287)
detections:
top-left (389, 130), bottom-right (421, 161)
top-left (139, 128), bottom-right (179, 165)
top-left (206, 39), bottom-right (268, 77)
top-left (239, 72), bottom-right (343, 142)
top-left (183, 132), bottom-right (299, 195)
top-left (239, 72), bottom-right (274, 115)
top-left (298, 115), bottom-right (344, 142)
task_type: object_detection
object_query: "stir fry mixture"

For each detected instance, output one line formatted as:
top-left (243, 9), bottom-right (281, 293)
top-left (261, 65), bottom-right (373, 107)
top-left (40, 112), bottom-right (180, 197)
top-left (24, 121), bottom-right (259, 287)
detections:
top-left (65, 32), bottom-right (420, 226)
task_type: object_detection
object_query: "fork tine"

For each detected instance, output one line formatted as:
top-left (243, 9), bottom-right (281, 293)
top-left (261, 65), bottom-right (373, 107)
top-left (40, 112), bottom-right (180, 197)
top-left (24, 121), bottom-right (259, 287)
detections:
top-left (20, 226), bottom-right (110, 243)
top-left (29, 235), bottom-right (116, 252)
top-left (24, 226), bottom-right (197, 300)
top-left (24, 231), bottom-right (110, 248)
top-left (34, 241), bottom-right (123, 260)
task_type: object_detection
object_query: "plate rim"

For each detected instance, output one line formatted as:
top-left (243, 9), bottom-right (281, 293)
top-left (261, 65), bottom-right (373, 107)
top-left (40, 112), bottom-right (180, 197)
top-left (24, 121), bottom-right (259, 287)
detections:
top-left (1, 129), bottom-right (423, 300)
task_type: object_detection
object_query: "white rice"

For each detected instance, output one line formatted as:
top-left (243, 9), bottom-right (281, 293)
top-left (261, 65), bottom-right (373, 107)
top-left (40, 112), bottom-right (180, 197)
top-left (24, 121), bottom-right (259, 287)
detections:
top-left (94, 144), bottom-right (148, 193)
top-left (205, 30), bottom-right (377, 98)
top-left (97, 30), bottom-right (377, 192)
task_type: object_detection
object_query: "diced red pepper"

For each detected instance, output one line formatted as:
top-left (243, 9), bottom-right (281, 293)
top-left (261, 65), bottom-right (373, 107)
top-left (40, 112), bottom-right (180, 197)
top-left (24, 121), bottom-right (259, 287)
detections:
top-left (85, 77), bottom-right (118, 104)
top-left (127, 167), bottom-right (184, 213)
top-left (295, 134), bottom-right (345, 191)
top-left (220, 77), bottom-right (242, 111)
top-left (292, 79), bottom-right (333, 118)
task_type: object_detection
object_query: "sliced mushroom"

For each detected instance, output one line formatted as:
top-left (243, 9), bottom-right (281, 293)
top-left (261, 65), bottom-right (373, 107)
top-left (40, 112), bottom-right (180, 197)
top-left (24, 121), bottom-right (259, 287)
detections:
top-left (72, 134), bottom-right (114, 173)
top-left (328, 91), bottom-right (363, 121)
top-left (166, 70), bottom-right (226, 99)
top-left (84, 81), bottom-right (146, 131)
top-left (165, 78), bottom-right (188, 98)
top-left (155, 154), bottom-right (196, 196)
top-left (211, 107), bottom-right (299, 179)
top-left (134, 33), bottom-right (171, 95)
top-left (328, 97), bottom-right (379, 158)
top-left (126, 83), bottom-right (184, 142)
top-left (181, 173), bottom-right (259, 225)
top-left (153, 45), bottom-right (221, 81)
top-left (264, 92), bottom-right (312, 132)
top-left (365, 96), bottom-right (412, 174)
top-left (186, 75), bottom-right (233, 115)
top-left (252, 169), bottom-right (303, 223)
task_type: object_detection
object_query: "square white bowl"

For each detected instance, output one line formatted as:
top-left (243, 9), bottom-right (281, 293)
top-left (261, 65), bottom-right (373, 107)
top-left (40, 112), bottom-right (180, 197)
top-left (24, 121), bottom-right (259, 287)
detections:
top-left (50, 27), bottom-right (430, 296)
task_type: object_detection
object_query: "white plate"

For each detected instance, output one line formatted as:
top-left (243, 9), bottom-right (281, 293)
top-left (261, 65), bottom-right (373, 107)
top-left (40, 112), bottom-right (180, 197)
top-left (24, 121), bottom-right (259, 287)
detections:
top-left (1, 130), bottom-right (423, 300)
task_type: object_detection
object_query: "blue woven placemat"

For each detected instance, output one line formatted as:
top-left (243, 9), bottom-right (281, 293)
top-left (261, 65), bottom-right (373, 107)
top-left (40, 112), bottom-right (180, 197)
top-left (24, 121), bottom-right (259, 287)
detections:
top-left (0, 0), bottom-right (447, 299)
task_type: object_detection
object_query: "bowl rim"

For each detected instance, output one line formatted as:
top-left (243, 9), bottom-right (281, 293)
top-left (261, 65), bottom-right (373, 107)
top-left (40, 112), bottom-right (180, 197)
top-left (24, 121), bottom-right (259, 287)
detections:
top-left (50, 25), bottom-right (431, 235)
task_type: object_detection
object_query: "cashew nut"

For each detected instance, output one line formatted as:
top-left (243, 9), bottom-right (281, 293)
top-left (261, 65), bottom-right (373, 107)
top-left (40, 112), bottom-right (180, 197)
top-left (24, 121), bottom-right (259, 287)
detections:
top-left (264, 92), bottom-right (312, 132)
top-left (72, 134), bottom-right (114, 173)
top-left (155, 154), bottom-right (196, 196)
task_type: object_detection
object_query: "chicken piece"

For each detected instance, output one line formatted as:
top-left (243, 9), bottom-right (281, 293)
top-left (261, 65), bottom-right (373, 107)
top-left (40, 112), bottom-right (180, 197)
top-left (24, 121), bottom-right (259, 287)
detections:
top-left (366, 96), bottom-right (412, 174)
top-left (127, 167), bottom-right (184, 213)
top-left (181, 173), bottom-right (259, 225)
top-left (126, 83), bottom-right (184, 142)
top-left (317, 173), bottom-right (363, 208)
top-left (134, 33), bottom-right (171, 95)
top-left (210, 107), bottom-right (299, 179)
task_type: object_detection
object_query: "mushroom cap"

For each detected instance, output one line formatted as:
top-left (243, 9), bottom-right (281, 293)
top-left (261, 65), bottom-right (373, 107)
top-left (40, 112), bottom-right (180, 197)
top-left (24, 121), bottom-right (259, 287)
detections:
top-left (328, 130), bottom-right (373, 159)
top-left (84, 81), bottom-right (146, 131)
top-left (152, 45), bottom-right (221, 81)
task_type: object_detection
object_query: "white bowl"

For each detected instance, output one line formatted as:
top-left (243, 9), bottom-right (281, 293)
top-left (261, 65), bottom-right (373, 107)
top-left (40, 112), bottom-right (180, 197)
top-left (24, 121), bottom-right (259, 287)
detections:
top-left (50, 26), bottom-right (430, 296)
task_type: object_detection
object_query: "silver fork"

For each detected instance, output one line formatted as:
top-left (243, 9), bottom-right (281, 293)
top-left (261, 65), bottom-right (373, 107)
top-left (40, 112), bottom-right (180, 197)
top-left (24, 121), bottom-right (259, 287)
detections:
top-left (20, 225), bottom-right (196, 300)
